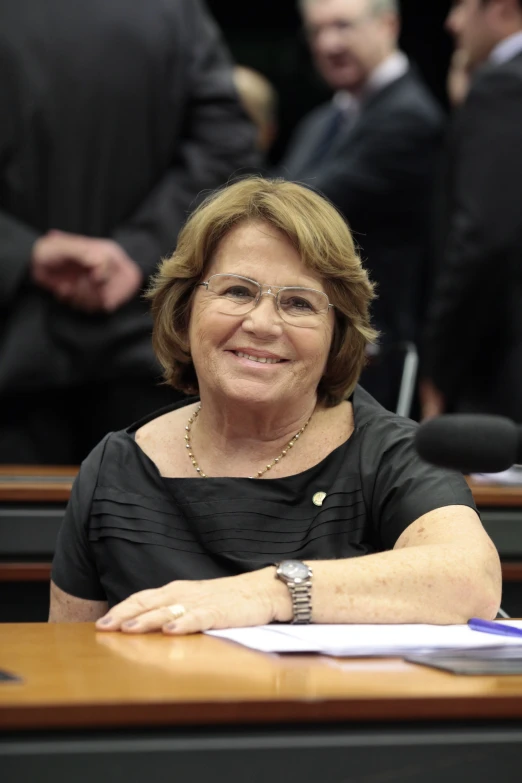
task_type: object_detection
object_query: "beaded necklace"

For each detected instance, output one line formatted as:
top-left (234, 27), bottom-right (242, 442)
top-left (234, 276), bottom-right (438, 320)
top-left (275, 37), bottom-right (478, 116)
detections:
top-left (184, 405), bottom-right (312, 479)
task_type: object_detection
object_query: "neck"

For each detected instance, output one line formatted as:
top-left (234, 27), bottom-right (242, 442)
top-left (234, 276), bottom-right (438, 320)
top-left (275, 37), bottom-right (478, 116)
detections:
top-left (493, 20), bottom-right (522, 47)
top-left (349, 48), bottom-right (400, 98)
top-left (196, 393), bottom-right (318, 449)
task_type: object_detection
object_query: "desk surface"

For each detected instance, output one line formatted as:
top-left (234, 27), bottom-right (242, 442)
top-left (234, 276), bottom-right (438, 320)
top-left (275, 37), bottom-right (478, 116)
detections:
top-left (2, 624), bottom-right (522, 731)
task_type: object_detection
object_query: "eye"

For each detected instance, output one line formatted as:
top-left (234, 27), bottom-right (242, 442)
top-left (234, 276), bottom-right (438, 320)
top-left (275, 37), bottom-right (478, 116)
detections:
top-left (334, 20), bottom-right (354, 32)
top-left (222, 285), bottom-right (255, 299)
top-left (282, 295), bottom-right (316, 313)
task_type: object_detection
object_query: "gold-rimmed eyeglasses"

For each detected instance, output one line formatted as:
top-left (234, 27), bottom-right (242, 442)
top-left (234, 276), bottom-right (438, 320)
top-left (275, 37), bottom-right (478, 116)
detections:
top-left (197, 273), bottom-right (334, 328)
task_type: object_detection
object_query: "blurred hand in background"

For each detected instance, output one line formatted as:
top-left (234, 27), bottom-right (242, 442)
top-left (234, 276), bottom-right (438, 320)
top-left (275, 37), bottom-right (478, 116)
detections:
top-left (31, 230), bottom-right (143, 313)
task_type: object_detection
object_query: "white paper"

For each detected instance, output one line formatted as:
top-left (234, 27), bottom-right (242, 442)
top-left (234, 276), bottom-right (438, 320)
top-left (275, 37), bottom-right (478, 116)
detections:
top-left (471, 466), bottom-right (522, 485)
top-left (207, 621), bottom-right (522, 657)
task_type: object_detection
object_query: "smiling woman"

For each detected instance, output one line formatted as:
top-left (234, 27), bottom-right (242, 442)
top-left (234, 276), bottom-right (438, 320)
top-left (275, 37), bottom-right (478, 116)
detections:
top-left (49, 176), bottom-right (501, 634)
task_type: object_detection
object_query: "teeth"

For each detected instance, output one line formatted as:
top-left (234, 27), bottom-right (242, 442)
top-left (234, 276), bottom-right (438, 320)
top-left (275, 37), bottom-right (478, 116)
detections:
top-left (235, 351), bottom-right (282, 364)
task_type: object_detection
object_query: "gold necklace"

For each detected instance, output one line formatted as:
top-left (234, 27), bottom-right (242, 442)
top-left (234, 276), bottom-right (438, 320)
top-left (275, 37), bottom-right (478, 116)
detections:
top-left (184, 405), bottom-right (312, 479)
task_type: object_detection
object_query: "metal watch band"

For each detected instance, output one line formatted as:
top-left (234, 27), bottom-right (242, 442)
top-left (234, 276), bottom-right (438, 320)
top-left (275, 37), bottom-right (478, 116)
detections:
top-left (288, 579), bottom-right (313, 624)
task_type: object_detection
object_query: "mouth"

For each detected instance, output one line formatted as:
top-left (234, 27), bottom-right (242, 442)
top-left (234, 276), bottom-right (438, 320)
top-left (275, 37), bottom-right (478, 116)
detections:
top-left (231, 350), bottom-right (286, 365)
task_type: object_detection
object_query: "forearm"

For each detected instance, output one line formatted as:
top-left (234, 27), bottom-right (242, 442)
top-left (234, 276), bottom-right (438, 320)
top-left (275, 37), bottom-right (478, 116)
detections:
top-left (261, 544), bottom-right (501, 626)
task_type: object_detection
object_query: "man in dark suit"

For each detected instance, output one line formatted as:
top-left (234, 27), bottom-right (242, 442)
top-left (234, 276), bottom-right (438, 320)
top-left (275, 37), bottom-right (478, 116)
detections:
top-left (276, 0), bottom-right (444, 410)
top-left (421, 0), bottom-right (522, 423)
top-left (0, 0), bottom-right (258, 463)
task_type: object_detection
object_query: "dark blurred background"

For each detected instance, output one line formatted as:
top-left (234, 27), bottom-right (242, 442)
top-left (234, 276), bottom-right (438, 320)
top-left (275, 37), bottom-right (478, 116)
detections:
top-left (207, 0), bottom-right (454, 163)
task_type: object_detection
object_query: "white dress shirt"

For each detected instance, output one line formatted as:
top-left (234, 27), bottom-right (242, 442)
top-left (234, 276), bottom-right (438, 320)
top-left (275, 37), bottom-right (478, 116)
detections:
top-left (490, 29), bottom-right (522, 65)
top-left (332, 51), bottom-right (409, 124)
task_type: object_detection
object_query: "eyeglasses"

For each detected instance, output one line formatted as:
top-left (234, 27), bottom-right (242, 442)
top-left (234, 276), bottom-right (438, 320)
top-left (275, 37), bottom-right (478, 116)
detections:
top-left (303, 15), bottom-right (372, 43)
top-left (197, 274), bottom-right (334, 328)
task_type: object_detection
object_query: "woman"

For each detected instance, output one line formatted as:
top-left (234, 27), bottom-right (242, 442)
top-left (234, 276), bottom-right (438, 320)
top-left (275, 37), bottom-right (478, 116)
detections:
top-left (49, 177), bottom-right (501, 633)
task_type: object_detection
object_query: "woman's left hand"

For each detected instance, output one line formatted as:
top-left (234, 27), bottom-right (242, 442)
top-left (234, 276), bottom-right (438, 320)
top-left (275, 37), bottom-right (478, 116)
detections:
top-left (94, 568), bottom-right (290, 635)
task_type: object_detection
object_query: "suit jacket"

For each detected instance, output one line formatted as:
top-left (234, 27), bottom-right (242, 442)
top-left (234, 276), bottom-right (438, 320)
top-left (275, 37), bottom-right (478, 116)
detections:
top-left (423, 51), bottom-right (522, 421)
top-left (276, 69), bottom-right (444, 347)
top-left (0, 0), bottom-right (258, 393)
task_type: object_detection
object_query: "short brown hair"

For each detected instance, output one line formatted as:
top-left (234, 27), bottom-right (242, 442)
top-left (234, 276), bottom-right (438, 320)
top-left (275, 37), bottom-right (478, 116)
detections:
top-left (147, 177), bottom-right (378, 407)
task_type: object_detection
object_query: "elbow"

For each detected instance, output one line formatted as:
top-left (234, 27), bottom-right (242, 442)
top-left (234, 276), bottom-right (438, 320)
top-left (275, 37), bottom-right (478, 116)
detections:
top-left (458, 547), bottom-right (503, 622)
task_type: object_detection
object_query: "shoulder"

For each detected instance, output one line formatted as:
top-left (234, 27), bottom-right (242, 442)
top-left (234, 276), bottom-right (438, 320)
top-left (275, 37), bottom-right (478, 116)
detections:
top-left (373, 71), bottom-right (444, 128)
top-left (135, 399), bottom-right (199, 449)
top-left (353, 385), bottom-right (417, 442)
top-left (134, 398), bottom-right (200, 478)
top-left (466, 58), bottom-right (522, 108)
top-left (354, 386), bottom-right (431, 473)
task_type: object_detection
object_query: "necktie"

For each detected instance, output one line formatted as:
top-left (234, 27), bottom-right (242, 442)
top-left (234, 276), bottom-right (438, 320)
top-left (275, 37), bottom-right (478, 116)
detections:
top-left (309, 104), bottom-right (350, 167)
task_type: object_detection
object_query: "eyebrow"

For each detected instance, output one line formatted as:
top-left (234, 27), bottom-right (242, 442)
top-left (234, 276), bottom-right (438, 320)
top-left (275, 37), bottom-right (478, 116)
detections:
top-left (222, 273), bottom-right (325, 291)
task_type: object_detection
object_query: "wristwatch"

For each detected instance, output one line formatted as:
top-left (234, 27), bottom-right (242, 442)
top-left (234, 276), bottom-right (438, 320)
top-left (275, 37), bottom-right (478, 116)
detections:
top-left (275, 560), bottom-right (313, 624)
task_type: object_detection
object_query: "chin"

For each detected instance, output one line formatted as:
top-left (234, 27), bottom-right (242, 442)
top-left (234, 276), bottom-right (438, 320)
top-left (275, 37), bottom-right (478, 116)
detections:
top-left (219, 379), bottom-right (288, 408)
top-left (325, 67), bottom-right (363, 93)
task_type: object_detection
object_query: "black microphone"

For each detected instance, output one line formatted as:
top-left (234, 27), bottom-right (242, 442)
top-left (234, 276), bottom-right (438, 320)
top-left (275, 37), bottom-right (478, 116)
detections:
top-left (414, 414), bottom-right (522, 474)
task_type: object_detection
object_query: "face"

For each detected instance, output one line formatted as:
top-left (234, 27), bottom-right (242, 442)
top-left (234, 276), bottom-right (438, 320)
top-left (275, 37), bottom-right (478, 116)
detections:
top-left (446, 0), bottom-right (498, 68)
top-left (303, 0), bottom-right (399, 92)
top-left (188, 221), bottom-right (334, 410)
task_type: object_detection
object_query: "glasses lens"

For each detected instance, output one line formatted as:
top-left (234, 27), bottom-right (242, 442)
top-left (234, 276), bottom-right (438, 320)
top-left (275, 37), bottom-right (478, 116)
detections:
top-left (278, 288), bottom-right (330, 325)
top-left (207, 274), bottom-right (259, 313)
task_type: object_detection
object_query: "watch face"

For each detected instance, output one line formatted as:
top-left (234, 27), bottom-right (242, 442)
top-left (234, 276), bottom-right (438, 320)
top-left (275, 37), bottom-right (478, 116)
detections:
top-left (279, 560), bottom-right (310, 580)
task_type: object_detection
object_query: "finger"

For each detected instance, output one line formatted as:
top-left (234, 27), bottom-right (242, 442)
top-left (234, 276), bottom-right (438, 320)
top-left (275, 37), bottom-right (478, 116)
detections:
top-left (41, 237), bottom-right (99, 266)
top-left (95, 587), bottom-right (170, 630)
top-left (162, 606), bottom-right (218, 636)
top-left (88, 261), bottom-right (111, 285)
top-left (67, 295), bottom-right (104, 313)
top-left (67, 284), bottom-right (105, 312)
top-left (53, 277), bottom-right (104, 312)
top-left (119, 607), bottom-right (179, 634)
top-left (54, 280), bottom-right (76, 298)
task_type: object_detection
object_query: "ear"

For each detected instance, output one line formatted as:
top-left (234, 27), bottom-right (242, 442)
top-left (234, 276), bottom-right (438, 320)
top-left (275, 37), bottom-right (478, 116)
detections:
top-left (380, 10), bottom-right (400, 43)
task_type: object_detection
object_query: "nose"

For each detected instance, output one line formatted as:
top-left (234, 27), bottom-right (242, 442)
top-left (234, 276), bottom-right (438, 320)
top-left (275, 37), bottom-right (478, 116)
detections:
top-left (324, 31), bottom-right (345, 54)
top-left (241, 292), bottom-right (284, 337)
top-left (445, 8), bottom-right (460, 37)
top-left (313, 24), bottom-right (346, 55)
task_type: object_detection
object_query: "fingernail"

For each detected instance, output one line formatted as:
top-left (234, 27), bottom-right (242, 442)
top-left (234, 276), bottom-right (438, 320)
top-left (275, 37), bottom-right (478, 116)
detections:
top-left (164, 622), bottom-right (177, 632)
top-left (123, 620), bottom-right (138, 629)
top-left (97, 616), bottom-right (114, 627)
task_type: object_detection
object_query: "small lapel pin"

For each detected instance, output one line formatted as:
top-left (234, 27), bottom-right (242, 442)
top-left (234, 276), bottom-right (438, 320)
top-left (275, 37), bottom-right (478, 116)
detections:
top-left (313, 491), bottom-right (327, 507)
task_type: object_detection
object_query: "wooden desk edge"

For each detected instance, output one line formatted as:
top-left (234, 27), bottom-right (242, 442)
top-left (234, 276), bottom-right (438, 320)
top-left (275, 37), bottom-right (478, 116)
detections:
top-left (0, 466), bottom-right (77, 502)
top-left (1, 469), bottom-right (522, 506)
top-left (0, 563), bottom-right (52, 582)
top-left (467, 481), bottom-right (522, 507)
top-left (3, 693), bottom-right (522, 731)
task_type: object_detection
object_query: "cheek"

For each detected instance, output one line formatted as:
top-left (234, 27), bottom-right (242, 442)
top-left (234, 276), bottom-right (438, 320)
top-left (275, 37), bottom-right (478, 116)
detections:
top-left (189, 302), bottom-right (219, 343)
top-left (300, 327), bottom-right (333, 366)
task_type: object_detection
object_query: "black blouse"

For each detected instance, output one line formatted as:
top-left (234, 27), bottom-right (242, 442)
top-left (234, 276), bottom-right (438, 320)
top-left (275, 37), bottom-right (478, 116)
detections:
top-left (51, 387), bottom-right (477, 608)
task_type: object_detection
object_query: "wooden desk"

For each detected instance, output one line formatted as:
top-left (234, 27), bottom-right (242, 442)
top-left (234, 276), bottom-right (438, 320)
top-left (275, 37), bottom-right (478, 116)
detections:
top-left (0, 467), bottom-right (76, 621)
top-left (2, 624), bottom-right (522, 783)
top-left (0, 466), bottom-right (76, 572)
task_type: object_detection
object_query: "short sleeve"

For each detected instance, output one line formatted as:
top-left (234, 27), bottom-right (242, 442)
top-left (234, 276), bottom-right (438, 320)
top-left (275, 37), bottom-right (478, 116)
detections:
top-left (362, 417), bottom-right (477, 551)
top-left (51, 435), bottom-right (111, 601)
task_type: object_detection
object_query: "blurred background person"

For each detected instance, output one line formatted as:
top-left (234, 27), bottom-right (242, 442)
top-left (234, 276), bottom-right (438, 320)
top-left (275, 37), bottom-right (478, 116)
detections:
top-left (446, 47), bottom-right (474, 105)
top-left (274, 0), bottom-right (444, 411)
top-left (421, 0), bottom-right (522, 422)
top-left (0, 0), bottom-right (258, 465)
top-left (233, 66), bottom-right (279, 157)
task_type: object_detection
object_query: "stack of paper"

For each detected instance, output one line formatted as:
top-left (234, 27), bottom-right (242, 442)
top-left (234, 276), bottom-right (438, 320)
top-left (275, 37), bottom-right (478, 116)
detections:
top-left (207, 621), bottom-right (522, 657)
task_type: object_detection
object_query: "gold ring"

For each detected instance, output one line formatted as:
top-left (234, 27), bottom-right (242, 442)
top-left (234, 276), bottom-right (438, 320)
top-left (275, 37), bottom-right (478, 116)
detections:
top-left (167, 604), bottom-right (186, 620)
